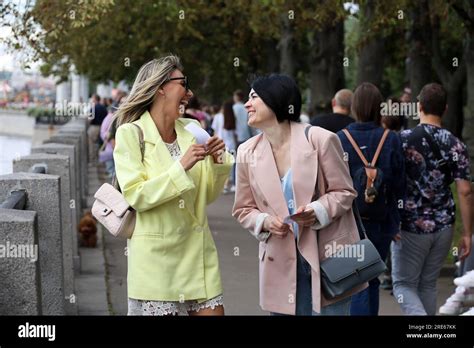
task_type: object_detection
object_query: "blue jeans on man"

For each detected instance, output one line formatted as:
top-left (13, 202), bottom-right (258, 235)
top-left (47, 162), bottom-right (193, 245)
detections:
top-left (391, 226), bottom-right (453, 315)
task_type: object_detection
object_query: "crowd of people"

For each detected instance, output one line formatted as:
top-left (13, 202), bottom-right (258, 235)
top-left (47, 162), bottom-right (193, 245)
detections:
top-left (87, 91), bottom-right (127, 178)
top-left (312, 83), bottom-right (473, 316)
top-left (88, 54), bottom-right (472, 316)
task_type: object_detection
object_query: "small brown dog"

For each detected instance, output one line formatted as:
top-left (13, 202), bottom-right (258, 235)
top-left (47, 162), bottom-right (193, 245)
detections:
top-left (78, 211), bottom-right (97, 247)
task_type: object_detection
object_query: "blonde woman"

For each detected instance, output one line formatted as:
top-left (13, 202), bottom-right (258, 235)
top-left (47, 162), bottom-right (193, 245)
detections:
top-left (114, 55), bottom-right (234, 316)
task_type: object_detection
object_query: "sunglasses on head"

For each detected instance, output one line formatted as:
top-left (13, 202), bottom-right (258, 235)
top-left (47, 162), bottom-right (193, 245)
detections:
top-left (167, 76), bottom-right (189, 91)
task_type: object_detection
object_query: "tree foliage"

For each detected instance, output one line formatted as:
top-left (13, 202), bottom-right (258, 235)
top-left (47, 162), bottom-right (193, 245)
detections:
top-left (0, 0), bottom-right (470, 114)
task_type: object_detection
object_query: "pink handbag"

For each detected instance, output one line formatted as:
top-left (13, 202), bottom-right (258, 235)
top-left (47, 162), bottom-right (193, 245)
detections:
top-left (92, 123), bottom-right (144, 239)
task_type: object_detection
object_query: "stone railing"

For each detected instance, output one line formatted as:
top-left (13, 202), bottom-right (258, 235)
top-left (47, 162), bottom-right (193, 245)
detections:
top-left (0, 117), bottom-right (90, 315)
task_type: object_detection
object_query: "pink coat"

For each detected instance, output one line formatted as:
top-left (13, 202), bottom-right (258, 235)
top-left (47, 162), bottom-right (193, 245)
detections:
top-left (232, 121), bottom-right (367, 315)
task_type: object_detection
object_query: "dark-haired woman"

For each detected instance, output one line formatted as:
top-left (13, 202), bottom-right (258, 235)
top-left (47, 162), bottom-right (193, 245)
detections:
top-left (232, 74), bottom-right (366, 315)
top-left (185, 96), bottom-right (208, 130)
top-left (336, 82), bottom-right (406, 316)
top-left (212, 100), bottom-right (237, 193)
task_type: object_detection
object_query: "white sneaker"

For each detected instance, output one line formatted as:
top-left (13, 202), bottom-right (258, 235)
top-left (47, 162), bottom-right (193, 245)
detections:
top-left (229, 185), bottom-right (235, 193)
top-left (460, 307), bottom-right (474, 316)
top-left (439, 286), bottom-right (473, 315)
top-left (454, 270), bottom-right (474, 288)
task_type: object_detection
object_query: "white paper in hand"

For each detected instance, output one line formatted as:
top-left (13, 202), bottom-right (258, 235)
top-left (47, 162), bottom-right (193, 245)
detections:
top-left (184, 122), bottom-right (211, 145)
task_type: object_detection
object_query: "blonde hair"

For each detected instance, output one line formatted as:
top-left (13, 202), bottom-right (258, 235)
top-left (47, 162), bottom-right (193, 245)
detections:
top-left (116, 55), bottom-right (183, 126)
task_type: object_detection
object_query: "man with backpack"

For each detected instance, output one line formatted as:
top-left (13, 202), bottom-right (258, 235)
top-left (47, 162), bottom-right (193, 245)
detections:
top-left (337, 82), bottom-right (406, 315)
top-left (392, 83), bottom-right (472, 315)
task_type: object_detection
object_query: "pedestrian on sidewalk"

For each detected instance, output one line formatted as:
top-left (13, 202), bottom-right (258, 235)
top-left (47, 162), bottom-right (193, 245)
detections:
top-left (233, 89), bottom-right (253, 147)
top-left (88, 94), bottom-right (108, 162)
top-left (310, 89), bottom-right (355, 133)
top-left (113, 55), bottom-right (234, 316)
top-left (232, 74), bottom-right (365, 316)
top-left (337, 82), bottom-right (406, 316)
top-left (211, 100), bottom-right (237, 193)
top-left (99, 107), bottom-right (117, 177)
top-left (392, 83), bottom-right (472, 315)
top-left (184, 96), bottom-right (208, 130)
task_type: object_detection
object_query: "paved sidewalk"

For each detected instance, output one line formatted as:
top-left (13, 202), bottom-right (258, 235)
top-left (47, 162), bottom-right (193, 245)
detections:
top-left (75, 162), bottom-right (109, 315)
top-left (75, 225), bottom-right (109, 315)
top-left (103, 225), bottom-right (127, 315)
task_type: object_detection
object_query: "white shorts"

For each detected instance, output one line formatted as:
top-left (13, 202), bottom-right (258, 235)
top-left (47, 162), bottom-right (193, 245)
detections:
top-left (127, 294), bottom-right (224, 316)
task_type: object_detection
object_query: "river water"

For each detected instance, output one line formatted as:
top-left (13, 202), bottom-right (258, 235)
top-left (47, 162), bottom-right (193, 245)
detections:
top-left (0, 112), bottom-right (50, 175)
top-left (0, 135), bottom-right (32, 175)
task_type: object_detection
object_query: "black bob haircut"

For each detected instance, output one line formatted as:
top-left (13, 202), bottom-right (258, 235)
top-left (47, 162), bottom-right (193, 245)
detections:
top-left (249, 74), bottom-right (302, 123)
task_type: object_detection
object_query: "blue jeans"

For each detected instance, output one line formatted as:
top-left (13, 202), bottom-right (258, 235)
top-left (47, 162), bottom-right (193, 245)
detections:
top-left (105, 159), bottom-right (115, 177)
top-left (350, 220), bottom-right (393, 316)
top-left (350, 278), bottom-right (380, 316)
top-left (272, 246), bottom-right (351, 316)
top-left (391, 226), bottom-right (453, 315)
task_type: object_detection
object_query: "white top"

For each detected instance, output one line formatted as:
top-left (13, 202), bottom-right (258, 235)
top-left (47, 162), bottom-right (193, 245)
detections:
top-left (164, 139), bottom-right (181, 160)
top-left (211, 113), bottom-right (236, 151)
